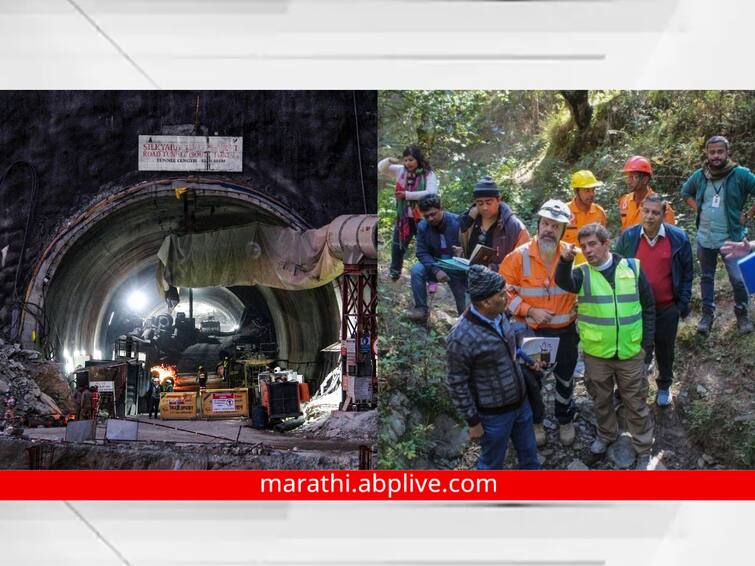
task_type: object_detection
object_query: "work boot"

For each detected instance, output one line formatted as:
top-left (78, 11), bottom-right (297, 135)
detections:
top-left (533, 423), bottom-right (546, 447)
top-left (696, 312), bottom-right (714, 336)
top-left (736, 311), bottom-right (754, 335)
top-left (590, 437), bottom-right (609, 455)
top-left (388, 269), bottom-right (400, 282)
top-left (559, 422), bottom-right (576, 446)
top-left (406, 307), bottom-right (428, 323)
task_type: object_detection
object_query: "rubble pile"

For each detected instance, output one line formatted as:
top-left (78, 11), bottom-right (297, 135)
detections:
top-left (0, 339), bottom-right (71, 433)
top-left (0, 437), bottom-right (358, 470)
top-left (301, 409), bottom-right (377, 442)
top-left (303, 366), bottom-right (343, 422)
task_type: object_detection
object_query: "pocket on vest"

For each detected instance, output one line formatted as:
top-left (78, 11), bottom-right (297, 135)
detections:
top-left (581, 327), bottom-right (603, 344)
top-left (629, 325), bottom-right (642, 343)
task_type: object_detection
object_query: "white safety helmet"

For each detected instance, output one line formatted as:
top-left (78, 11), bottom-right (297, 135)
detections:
top-left (537, 199), bottom-right (572, 225)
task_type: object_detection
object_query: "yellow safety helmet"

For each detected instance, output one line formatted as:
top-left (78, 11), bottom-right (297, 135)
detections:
top-left (570, 170), bottom-right (604, 190)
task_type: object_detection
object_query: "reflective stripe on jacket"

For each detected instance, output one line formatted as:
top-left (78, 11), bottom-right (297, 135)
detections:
top-left (577, 258), bottom-right (643, 359)
top-left (500, 239), bottom-right (577, 330)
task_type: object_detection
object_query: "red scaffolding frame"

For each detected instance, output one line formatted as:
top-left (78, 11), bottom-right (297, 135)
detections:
top-left (339, 260), bottom-right (377, 410)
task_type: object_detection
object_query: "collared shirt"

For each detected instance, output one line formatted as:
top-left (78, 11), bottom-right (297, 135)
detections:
top-left (698, 179), bottom-right (729, 249)
top-left (470, 304), bottom-right (504, 338)
top-left (640, 223), bottom-right (666, 247)
top-left (619, 188), bottom-right (676, 232)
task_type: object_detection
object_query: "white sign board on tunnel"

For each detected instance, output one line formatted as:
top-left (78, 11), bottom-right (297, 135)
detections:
top-left (138, 135), bottom-right (243, 172)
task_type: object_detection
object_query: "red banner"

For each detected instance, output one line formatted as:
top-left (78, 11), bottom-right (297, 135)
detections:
top-left (1, 470), bottom-right (753, 500)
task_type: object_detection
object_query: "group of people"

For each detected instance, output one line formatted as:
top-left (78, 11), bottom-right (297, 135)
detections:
top-left (380, 136), bottom-right (755, 470)
top-left (146, 373), bottom-right (173, 419)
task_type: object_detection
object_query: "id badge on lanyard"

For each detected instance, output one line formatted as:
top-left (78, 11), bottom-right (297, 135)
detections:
top-left (711, 181), bottom-right (723, 208)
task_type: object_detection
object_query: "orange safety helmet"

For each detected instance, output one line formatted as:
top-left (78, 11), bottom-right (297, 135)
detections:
top-left (623, 156), bottom-right (653, 175)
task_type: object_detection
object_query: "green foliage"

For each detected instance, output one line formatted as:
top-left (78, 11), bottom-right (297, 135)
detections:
top-left (687, 397), bottom-right (755, 469)
top-left (379, 90), bottom-right (560, 221)
top-left (545, 90), bottom-right (755, 238)
top-left (378, 294), bottom-right (455, 423)
top-left (380, 90), bottom-right (755, 241)
top-left (379, 424), bottom-right (433, 470)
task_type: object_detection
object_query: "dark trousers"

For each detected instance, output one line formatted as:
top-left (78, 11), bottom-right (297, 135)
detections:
top-left (523, 367), bottom-right (544, 425)
top-left (390, 221), bottom-right (417, 276)
top-left (535, 323), bottom-right (579, 424)
top-left (698, 243), bottom-right (749, 314)
top-left (645, 304), bottom-right (680, 391)
top-left (148, 398), bottom-right (160, 418)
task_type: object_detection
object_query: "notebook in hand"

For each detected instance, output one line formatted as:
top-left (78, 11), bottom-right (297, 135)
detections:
top-left (469, 244), bottom-right (496, 265)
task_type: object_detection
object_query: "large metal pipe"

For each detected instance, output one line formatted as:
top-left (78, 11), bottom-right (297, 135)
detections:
top-left (326, 214), bottom-right (377, 264)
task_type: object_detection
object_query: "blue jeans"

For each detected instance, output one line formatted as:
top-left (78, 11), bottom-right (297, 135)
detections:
top-left (477, 399), bottom-right (541, 470)
top-left (697, 243), bottom-right (749, 314)
top-left (410, 262), bottom-right (467, 315)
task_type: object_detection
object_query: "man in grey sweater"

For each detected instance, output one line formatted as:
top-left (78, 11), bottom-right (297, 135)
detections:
top-left (446, 265), bottom-right (540, 469)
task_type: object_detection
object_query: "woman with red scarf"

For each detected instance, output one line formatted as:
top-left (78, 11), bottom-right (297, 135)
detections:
top-left (379, 145), bottom-right (439, 280)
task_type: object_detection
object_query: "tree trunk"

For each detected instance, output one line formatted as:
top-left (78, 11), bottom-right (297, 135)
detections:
top-left (560, 90), bottom-right (593, 161)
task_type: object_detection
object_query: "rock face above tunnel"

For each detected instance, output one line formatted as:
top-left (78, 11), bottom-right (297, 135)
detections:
top-left (0, 91), bottom-right (377, 335)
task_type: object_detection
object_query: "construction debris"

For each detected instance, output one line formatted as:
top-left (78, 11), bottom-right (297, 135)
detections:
top-left (300, 409), bottom-right (377, 442)
top-left (0, 338), bottom-right (71, 433)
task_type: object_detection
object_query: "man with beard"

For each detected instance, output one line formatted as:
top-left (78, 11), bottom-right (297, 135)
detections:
top-left (564, 170), bottom-right (608, 265)
top-left (556, 223), bottom-right (656, 469)
top-left (501, 200), bottom-right (579, 446)
top-left (407, 195), bottom-right (466, 323)
top-left (615, 194), bottom-right (693, 407)
top-left (682, 136), bottom-right (755, 335)
top-left (458, 176), bottom-right (530, 273)
top-left (619, 156), bottom-right (676, 233)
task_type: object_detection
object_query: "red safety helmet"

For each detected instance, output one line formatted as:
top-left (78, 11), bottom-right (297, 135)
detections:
top-left (623, 156), bottom-right (653, 175)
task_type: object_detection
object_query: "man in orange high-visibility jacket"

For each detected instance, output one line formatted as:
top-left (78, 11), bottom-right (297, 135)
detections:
top-left (564, 170), bottom-right (608, 265)
top-left (500, 199), bottom-right (579, 448)
top-left (619, 156), bottom-right (675, 232)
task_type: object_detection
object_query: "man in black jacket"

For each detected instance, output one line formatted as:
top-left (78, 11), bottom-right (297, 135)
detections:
top-left (556, 223), bottom-right (656, 469)
top-left (446, 265), bottom-right (540, 470)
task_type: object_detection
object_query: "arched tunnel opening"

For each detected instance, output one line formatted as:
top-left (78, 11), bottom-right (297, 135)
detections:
top-left (21, 179), bottom-right (342, 403)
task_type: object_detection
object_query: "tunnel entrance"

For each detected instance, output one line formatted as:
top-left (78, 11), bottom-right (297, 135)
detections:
top-left (20, 178), bottom-right (341, 393)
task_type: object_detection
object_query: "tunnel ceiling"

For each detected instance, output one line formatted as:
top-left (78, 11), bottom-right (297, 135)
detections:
top-left (36, 182), bottom-right (341, 382)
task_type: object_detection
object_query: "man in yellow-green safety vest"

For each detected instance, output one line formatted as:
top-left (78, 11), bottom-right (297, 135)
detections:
top-left (555, 223), bottom-right (657, 470)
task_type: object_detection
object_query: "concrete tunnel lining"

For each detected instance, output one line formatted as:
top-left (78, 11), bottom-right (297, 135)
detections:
top-left (22, 178), bottom-right (342, 383)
